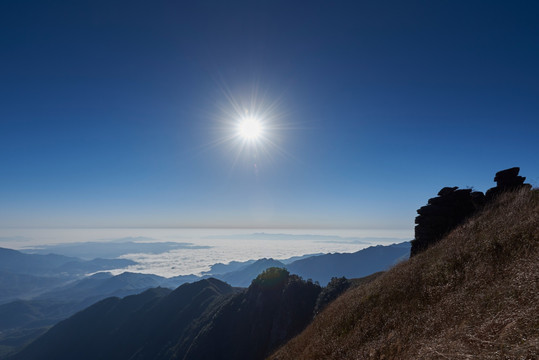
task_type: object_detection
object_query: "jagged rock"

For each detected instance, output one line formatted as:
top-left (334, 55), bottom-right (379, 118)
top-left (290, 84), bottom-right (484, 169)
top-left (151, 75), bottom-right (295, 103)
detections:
top-left (470, 191), bottom-right (486, 208)
top-left (411, 187), bottom-right (478, 256)
top-left (410, 186), bottom-right (483, 256)
top-left (411, 167), bottom-right (530, 257)
top-left (494, 167), bottom-right (520, 183)
top-left (486, 167), bottom-right (530, 201)
top-left (437, 186), bottom-right (459, 197)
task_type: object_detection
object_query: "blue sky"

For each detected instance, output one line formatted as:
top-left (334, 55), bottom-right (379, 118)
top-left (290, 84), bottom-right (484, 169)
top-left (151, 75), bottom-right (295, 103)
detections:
top-left (1, 1), bottom-right (538, 231)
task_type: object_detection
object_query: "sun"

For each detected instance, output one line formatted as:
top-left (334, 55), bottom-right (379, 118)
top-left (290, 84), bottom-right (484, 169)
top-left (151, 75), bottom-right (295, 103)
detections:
top-left (207, 83), bottom-right (290, 167)
top-left (238, 117), bottom-right (263, 141)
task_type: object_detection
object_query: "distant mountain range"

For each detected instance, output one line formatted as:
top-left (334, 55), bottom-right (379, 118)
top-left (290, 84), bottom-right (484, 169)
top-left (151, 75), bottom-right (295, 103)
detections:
top-left (0, 247), bottom-right (136, 304)
top-left (0, 242), bottom-right (410, 358)
top-left (0, 247), bottom-right (135, 279)
top-left (22, 240), bottom-right (210, 260)
top-left (286, 241), bottom-right (410, 285)
top-left (208, 242), bottom-right (410, 287)
top-left (0, 271), bottom-right (200, 335)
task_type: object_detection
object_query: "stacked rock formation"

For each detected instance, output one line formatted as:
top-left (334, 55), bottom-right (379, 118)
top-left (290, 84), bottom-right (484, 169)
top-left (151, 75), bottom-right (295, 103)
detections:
top-left (410, 167), bottom-right (531, 257)
top-left (485, 167), bottom-right (531, 201)
top-left (410, 187), bottom-right (484, 256)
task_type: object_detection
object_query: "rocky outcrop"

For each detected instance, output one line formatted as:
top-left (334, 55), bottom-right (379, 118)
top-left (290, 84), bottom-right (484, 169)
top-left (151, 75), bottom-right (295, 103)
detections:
top-left (411, 187), bottom-right (484, 256)
top-left (411, 167), bottom-right (531, 257)
top-left (485, 167), bottom-right (531, 201)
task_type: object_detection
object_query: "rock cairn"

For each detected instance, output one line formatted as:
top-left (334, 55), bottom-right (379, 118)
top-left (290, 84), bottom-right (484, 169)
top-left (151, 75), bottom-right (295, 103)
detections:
top-left (485, 167), bottom-right (531, 201)
top-left (410, 167), bottom-right (531, 257)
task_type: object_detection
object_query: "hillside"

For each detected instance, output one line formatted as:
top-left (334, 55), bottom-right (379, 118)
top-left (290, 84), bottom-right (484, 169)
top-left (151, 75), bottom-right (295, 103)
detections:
top-left (10, 270), bottom-right (321, 360)
top-left (270, 188), bottom-right (539, 359)
top-left (8, 280), bottom-right (225, 360)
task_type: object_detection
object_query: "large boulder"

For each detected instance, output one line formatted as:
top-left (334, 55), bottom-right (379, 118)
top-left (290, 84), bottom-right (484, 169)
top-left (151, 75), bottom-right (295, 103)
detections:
top-left (411, 187), bottom-right (483, 256)
top-left (486, 167), bottom-right (531, 201)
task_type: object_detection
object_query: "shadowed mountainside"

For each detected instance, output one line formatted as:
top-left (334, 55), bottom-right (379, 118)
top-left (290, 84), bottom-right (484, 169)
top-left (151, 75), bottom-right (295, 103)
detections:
top-left (8, 279), bottom-right (226, 360)
top-left (270, 188), bottom-right (539, 359)
top-left (182, 268), bottom-right (321, 360)
top-left (10, 270), bottom-right (321, 360)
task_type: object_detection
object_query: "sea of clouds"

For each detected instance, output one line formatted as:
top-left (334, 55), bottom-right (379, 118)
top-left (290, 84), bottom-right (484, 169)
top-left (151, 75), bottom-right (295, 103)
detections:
top-left (0, 228), bottom-right (411, 277)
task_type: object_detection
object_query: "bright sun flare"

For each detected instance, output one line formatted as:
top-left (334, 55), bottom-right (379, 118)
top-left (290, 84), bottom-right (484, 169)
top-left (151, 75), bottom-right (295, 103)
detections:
top-left (238, 117), bottom-right (263, 140)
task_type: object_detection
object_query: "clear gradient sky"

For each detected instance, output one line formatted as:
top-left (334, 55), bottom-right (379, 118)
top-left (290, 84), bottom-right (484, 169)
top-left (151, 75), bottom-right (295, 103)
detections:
top-left (1, 1), bottom-right (538, 231)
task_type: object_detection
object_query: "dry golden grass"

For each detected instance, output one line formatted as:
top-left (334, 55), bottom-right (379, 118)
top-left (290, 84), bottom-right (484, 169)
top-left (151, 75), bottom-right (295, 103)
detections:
top-left (269, 189), bottom-right (539, 360)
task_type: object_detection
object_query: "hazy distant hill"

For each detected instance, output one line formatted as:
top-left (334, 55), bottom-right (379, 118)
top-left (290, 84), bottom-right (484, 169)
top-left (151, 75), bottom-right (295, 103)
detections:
top-left (0, 271), bottom-right (198, 336)
top-left (0, 248), bottom-right (74, 275)
top-left (286, 242), bottom-right (410, 286)
top-left (199, 252), bottom-right (323, 277)
top-left (209, 243), bottom-right (410, 287)
top-left (201, 259), bottom-right (256, 275)
top-left (23, 240), bottom-right (210, 260)
top-left (270, 189), bottom-right (539, 359)
top-left (0, 247), bottom-right (135, 278)
top-left (0, 272), bottom-right (66, 305)
top-left (0, 248), bottom-right (135, 304)
top-left (0, 250), bottom-right (142, 357)
top-left (215, 258), bottom-right (286, 287)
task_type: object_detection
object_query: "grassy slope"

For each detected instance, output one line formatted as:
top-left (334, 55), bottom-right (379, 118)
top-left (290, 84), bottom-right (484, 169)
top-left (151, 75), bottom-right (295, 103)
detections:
top-left (270, 189), bottom-right (539, 359)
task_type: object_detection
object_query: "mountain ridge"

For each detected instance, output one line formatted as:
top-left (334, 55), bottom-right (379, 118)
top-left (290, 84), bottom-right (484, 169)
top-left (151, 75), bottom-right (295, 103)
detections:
top-left (9, 271), bottom-right (320, 360)
top-left (270, 188), bottom-right (539, 359)
top-left (0, 241), bottom-right (409, 358)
